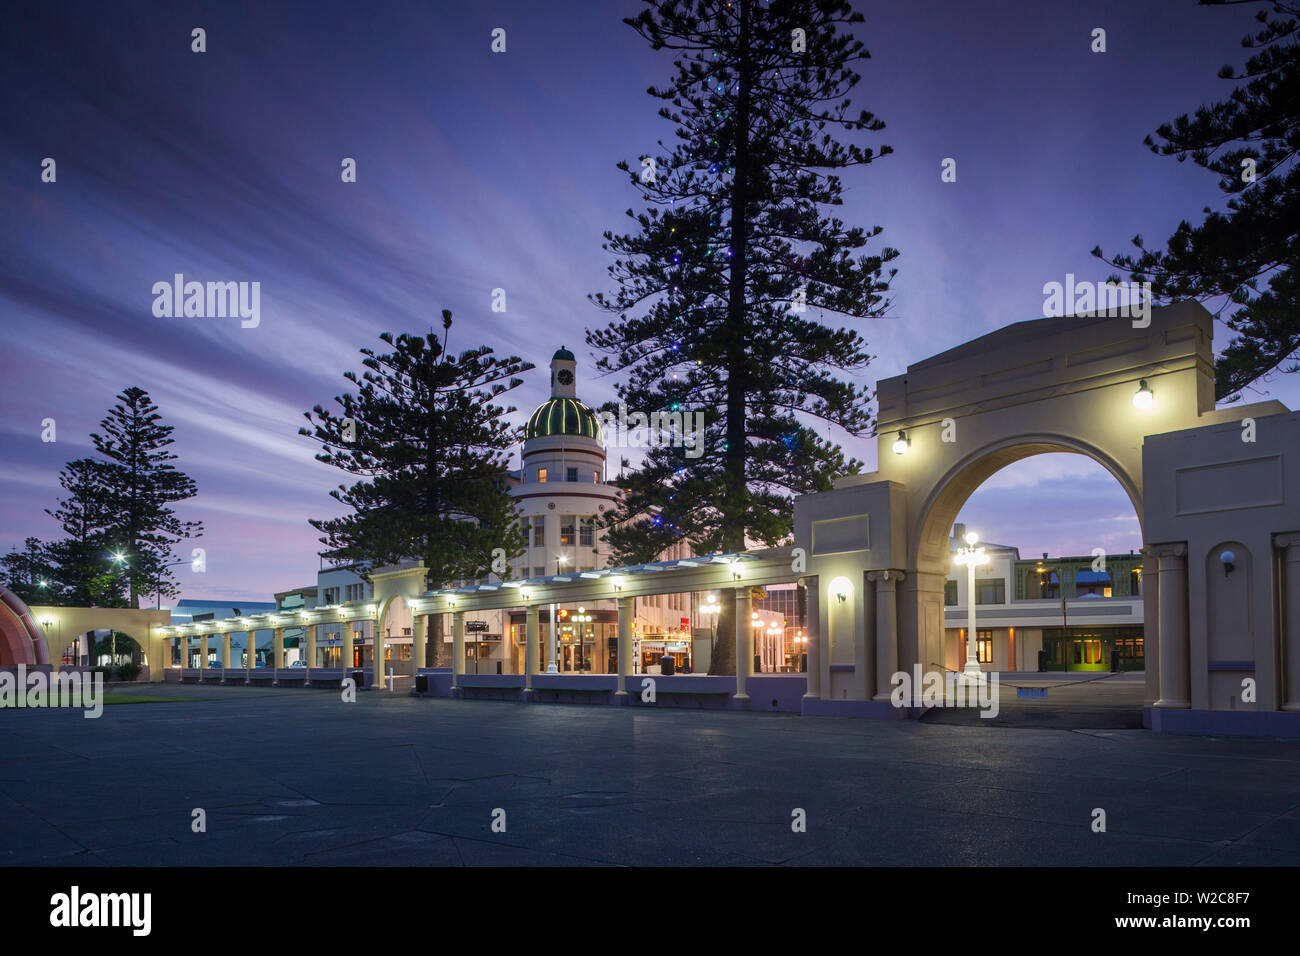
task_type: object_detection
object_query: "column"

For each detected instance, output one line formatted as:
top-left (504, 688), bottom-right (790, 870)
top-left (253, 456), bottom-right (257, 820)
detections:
top-left (1278, 534), bottom-right (1300, 711)
top-left (199, 634), bottom-right (209, 672)
top-left (246, 629), bottom-right (257, 674)
top-left (1142, 547), bottom-right (1160, 707)
top-left (451, 609), bottom-right (465, 690)
top-left (525, 605), bottom-right (540, 694)
top-left (343, 627), bottom-right (354, 675)
top-left (855, 574), bottom-right (876, 701)
top-left (871, 570), bottom-right (901, 701)
top-left (176, 636), bottom-right (186, 668)
top-left (1153, 543), bottom-right (1190, 708)
top-left (272, 627), bottom-right (285, 670)
top-left (615, 596), bottom-right (633, 696)
top-left (219, 633), bottom-right (230, 670)
top-left (373, 615), bottom-right (389, 689)
top-left (734, 586), bottom-right (752, 700)
top-left (412, 614), bottom-right (426, 673)
top-left (306, 624), bottom-right (317, 669)
top-left (803, 577), bottom-right (820, 699)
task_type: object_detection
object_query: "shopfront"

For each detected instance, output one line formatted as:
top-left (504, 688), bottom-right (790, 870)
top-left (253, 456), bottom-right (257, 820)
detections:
top-left (1041, 626), bottom-right (1144, 672)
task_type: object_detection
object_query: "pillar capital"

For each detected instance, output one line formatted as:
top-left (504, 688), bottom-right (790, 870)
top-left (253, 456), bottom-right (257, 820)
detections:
top-left (1273, 531), bottom-right (1300, 551)
top-left (1145, 542), bottom-right (1188, 560)
top-left (867, 569), bottom-right (906, 585)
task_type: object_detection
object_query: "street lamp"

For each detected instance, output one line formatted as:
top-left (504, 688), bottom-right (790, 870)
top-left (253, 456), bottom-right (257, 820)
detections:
top-left (952, 530), bottom-right (988, 685)
top-left (547, 554), bottom-right (569, 673)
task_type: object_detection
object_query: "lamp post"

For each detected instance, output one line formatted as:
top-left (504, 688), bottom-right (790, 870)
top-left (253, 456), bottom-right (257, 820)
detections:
top-left (547, 554), bottom-right (568, 673)
top-left (953, 530), bottom-right (987, 685)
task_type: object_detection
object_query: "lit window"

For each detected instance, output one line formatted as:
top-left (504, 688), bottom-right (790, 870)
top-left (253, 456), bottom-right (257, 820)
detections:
top-left (537, 468), bottom-right (547, 483)
top-left (977, 631), bottom-right (993, 663)
top-left (560, 516), bottom-right (576, 546)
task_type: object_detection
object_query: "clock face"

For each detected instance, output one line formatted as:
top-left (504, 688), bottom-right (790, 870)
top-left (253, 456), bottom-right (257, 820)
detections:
top-left (557, 369), bottom-right (574, 386)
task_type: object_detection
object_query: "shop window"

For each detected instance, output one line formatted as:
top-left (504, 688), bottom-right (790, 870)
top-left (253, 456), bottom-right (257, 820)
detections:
top-left (977, 630), bottom-right (993, 664)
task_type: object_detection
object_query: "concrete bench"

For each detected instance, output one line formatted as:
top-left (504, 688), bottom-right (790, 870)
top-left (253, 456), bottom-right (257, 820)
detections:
top-left (275, 670), bottom-right (308, 685)
top-left (248, 671), bottom-right (277, 683)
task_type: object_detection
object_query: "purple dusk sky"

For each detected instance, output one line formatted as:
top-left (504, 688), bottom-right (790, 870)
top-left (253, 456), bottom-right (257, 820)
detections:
top-left (2, 0), bottom-right (1296, 602)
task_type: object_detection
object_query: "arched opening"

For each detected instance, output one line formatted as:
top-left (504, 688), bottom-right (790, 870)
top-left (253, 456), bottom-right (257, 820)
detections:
top-left (915, 441), bottom-right (1146, 726)
top-left (377, 595), bottom-right (413, 674)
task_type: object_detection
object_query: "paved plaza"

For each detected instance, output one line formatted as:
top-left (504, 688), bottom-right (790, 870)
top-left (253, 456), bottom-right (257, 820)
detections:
top-left (2, 683), bottom-right (1298, 866)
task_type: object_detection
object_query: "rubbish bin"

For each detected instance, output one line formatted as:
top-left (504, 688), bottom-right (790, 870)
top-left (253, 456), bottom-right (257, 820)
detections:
top-left (351, 669), bottom-right (365, 688)
top-left (661, 655), bottom-right (675, 676)
top-left (415, 674), bottom-right (428, 693)
top-left (1036, 649), bottom-right (1047, 673)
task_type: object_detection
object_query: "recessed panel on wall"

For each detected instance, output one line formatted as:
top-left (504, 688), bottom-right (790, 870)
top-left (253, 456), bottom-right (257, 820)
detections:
top-left (1175, 456), bottom-right (1283, 516)
top-left (811, 514), bottom-right (870, 555)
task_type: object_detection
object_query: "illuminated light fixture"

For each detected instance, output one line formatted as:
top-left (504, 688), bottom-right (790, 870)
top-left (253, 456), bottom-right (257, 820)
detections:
top-left (892, 430), bottom-right (911, 455)
top-left (965, 530), bottom-right (978, 547)
top-left (729, 559), bottom-right (742, 581)
top-left (1220, 550), bottom-right (1236, 577)
top-left (829, 577), bottom-right (851, 604)
top-left (1133, 379), bottom-right (1154, 409)
top-left (611, 576), bottom-right (625, 592)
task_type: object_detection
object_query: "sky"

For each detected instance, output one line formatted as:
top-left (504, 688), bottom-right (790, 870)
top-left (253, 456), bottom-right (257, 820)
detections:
top-left (2, 0), bottom-right (1296, 601)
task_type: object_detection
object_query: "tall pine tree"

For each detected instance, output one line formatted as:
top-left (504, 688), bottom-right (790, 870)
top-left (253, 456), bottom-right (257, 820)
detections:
top-left (588, 0), bottom-right (896, 672)
top-left (1093, 0), bottom-right (1299, 400)
top-left (300, 313), bottom-right (531, 666)
top-left (91, 387), bottom-right (204, 606)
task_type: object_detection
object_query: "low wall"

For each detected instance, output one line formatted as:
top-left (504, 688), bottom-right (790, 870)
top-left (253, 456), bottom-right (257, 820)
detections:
top-left (1144, 706), bottom-right (1300, 738)
top-left (411, 670), bottom-right (807, 712)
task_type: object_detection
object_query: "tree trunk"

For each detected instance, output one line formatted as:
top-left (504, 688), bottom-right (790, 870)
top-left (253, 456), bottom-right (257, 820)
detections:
top-left (430, 612), bottom-right (445, 667)
top-left (709, 597), bottom-right (736, 675)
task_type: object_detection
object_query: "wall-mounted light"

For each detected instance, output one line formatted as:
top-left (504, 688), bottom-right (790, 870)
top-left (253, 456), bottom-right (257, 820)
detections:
top-left (729, 559), bottom-right (742, 581)
top-left (1220, 550), bottom-right (1236, 577)
top-left (1133, 379), bottom-right (1154, 409)
top-left (611, 576), bottom-right (625, 592)
top-left (829, 577), bottom-right (851, 604)
top-left (892, 430), bottom-right (911, 455)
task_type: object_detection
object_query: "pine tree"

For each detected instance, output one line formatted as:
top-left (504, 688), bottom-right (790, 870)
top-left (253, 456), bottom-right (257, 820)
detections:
top-left (91, 387), bottom-right (203, 606)
top-left (43, 458), bottom-right (124, 606)
top-left (588, 0), bottom-right (896, 672)
top-left (0, 537), bottom-right (62, 606)
top-left (300, 312), bottom-right (532, 666)
top-left (1093, 0), bottom-right (1299, 401)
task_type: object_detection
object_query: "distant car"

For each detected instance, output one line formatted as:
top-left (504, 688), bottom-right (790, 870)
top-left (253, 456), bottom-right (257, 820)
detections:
top-left (289, 661), bottom-right (307, 668)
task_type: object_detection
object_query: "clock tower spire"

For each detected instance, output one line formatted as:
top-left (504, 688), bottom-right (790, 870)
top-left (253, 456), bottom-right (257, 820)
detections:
top-left (550, 346), bottom-right (577, 399)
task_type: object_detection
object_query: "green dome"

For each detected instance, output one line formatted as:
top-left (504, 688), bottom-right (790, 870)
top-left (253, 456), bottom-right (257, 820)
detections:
top-left (526, 398), bottom-right (602, 440)
top-left (552, 346), bottom-right (576, 361)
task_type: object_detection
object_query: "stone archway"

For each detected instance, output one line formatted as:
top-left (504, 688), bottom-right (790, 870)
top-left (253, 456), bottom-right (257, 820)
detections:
top-left (907, 435), bottom-right (1146, 686)
top-left (797, 302), bottom-right (1228, 709)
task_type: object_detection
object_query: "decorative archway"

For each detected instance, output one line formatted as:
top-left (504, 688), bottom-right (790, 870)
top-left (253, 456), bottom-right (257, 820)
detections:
top-left (793, 301), bottom-right (1275, 710)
